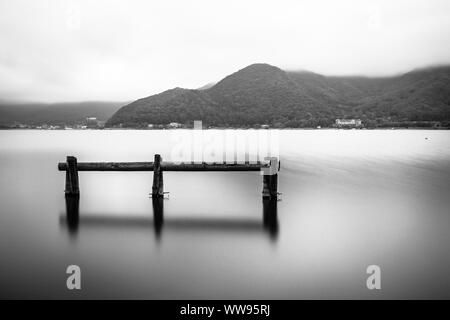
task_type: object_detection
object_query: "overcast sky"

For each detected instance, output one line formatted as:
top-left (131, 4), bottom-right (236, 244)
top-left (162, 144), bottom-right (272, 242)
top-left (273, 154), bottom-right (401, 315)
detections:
top-left (0, 0), bottom-right (449, 103)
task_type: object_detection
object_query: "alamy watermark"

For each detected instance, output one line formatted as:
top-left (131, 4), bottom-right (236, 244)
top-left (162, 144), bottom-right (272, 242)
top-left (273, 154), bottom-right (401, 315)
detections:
top-left (366, 265), bottom-right (381, 290)
top-left (66, 265), bottom-right (81, 290)
top-left (169, 121), bottom-right (279, 175)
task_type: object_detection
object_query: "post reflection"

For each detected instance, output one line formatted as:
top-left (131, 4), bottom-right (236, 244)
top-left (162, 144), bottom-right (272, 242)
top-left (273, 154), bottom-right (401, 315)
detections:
top-left (65, 195), bottom-right (80, 235)
top-left (152, 198), bottom-right (164, 240)
top-left (263, 199), bottom-right (279, 240)
top-left (62, 197), bottom-right (279, 241)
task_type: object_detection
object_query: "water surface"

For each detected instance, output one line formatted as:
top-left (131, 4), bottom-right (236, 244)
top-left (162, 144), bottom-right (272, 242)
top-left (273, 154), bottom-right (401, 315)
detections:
top-left (0, 129), bottom-right (449, 299)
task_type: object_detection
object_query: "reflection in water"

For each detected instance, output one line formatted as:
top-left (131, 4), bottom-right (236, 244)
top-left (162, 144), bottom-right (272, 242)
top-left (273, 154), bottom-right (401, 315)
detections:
top-left (65, 195), bottom-right (80, 235)
top-left (152, 198), bottom-right (164, 240)
top-left (263, 199), bottom-right (278, 239)
top-left (3, 130), bottom-right (450, 298)
top-left (62, 197), bottom-right (279, 240)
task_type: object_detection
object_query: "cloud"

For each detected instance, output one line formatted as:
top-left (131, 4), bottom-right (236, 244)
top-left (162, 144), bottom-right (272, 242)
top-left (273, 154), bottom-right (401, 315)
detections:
top-left (0, 0), bottom-right (449, 102)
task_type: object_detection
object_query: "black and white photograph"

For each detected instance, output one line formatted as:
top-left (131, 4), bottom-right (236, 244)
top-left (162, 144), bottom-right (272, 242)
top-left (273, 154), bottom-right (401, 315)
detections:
top-left (0, 0), bottom-right (450, 306)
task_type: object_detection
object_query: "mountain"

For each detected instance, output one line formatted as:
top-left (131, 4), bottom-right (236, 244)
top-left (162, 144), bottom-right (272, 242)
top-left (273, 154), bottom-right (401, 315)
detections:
top-left (104, 63), bottom-right (450, 128)
top-left (108, 88), bottom-right (218, 126)
top-left (355, 66), bottom-right (450, 121)
top-left (107, 64), bottom-right (331, 127)
top-left (0, 101), bottom-right (126, 126)
top-left (206, 64), bottom-right (322, 125)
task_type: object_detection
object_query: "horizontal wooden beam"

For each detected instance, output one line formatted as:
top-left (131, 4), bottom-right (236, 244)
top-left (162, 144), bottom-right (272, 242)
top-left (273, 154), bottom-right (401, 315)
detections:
top-left (58, 161), bottom-right (273, 172)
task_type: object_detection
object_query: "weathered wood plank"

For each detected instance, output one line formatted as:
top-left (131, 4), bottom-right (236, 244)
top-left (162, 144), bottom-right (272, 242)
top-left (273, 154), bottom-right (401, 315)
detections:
top-left (58, 161), bottom-right (272, 171)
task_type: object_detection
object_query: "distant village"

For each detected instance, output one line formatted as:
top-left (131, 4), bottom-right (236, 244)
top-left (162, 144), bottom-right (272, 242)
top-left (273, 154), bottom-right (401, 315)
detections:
top-left (1, 117), bottom-right (106, 130)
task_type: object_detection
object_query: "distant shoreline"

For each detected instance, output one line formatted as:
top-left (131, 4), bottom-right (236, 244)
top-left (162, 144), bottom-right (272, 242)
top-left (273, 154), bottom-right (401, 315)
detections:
top-left (1, 127), bottom-right (448, 131)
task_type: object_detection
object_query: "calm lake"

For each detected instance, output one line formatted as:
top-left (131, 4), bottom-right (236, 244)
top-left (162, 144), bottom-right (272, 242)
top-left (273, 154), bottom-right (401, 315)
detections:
top-left (0, 129), bottom-right (449, 299)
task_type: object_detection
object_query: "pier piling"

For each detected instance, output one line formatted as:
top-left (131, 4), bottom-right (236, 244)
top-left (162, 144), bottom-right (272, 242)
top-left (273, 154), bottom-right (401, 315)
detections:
top-left (65, 156), bottom-right (79, 197)
top-left (152, 154), bottom-right (164, 198)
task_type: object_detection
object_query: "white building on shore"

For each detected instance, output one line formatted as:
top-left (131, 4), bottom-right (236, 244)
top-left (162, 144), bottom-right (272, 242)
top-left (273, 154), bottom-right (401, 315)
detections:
top-left (335, 119), bottom-right (362, 127)
top-left (168, 122), bottom-right (182, 128)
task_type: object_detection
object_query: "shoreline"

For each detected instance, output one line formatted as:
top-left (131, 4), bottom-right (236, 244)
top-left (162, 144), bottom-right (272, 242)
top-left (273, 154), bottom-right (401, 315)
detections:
top-left (1, 127), bottom-right (448, 131)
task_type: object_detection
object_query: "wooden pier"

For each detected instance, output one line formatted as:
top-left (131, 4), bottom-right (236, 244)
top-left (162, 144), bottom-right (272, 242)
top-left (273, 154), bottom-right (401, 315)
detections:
top-left (58, 154), bottom-right (280, 200)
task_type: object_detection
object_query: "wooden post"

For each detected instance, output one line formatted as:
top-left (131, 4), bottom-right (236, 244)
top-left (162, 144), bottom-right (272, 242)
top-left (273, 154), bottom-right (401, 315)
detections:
top-left (65, 156), bottom-right (79, 197)
top-left (262, 174), bottom-right (278, 199)
top-left (262, 158), bottom-right (278, 199)
top-left (152, 154), bottom-right (164, 198)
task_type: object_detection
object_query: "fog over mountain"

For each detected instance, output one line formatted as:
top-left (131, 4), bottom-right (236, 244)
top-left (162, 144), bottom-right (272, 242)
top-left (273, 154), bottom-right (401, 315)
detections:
top-left (0, 101), bottom-right (125, 126)
top-left (1, 1), bottom-right (449, 102)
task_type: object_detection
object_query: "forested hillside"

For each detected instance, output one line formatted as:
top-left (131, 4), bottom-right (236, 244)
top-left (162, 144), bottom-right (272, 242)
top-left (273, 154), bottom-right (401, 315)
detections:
top-left (103, 63), bottom-right (450, 128)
